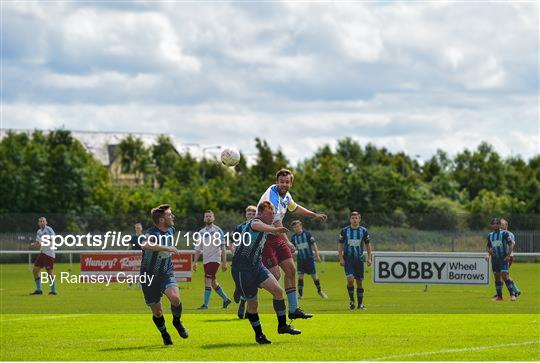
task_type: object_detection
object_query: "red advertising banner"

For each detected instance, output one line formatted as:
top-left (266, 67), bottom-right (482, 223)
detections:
top-left (80, 252), bottom-right (192, 282)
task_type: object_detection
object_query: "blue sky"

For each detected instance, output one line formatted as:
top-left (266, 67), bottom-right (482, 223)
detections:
top-left (2, 1), bottom-right (538, 163)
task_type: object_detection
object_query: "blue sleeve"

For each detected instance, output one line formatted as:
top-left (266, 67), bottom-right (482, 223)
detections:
top-left (503, 231), bottom-right (512, 245)
top-left (269, 188), bottom-right (280, 211)
top-left (486, 235), bottom-right (492, 248)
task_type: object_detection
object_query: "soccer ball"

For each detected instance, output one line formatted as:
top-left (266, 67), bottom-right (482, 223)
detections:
top-left (220, 148), bottom-right (240, 167)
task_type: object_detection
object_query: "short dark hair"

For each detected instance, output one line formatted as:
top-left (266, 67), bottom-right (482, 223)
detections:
top-left (276, 168), bottom-right (294, 181)
top-left (291, 220), bottom-right (302, 227)
top-left (490, 217), bottom-right (501, 225)
top-left (350, 211), bottom-right (361, 218)
top-left (151, 204), bottom-right (170, 224)
top-left (204, 210), bottom-right (214, 215)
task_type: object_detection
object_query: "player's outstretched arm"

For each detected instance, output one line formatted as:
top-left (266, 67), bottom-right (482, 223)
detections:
top-left (252, 220), bottom-right (289, 235)
top-left (294, 204), bottom-right (327, 222)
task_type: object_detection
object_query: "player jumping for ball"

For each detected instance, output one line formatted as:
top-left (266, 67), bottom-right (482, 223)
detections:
top-left (231, 201), bottom-right (301, 344)
top-left (258, 169), bottom-right (327, 320)
top-left (139, 204), bottom-right (188, 345)
top-left (338, 211), bottom-right (372, 310)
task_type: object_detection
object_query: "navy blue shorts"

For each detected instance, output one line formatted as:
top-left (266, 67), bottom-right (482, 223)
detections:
top-left (141, 273), bottom-right (177, 306)
top-left (231, 264), bottom-right (271, 301)
top-left (297, 259), bottom-right (316, 275)
top-left (344, 258), bottom-right (364, 280)
top-left (491, 258), bottom-right (509, 273)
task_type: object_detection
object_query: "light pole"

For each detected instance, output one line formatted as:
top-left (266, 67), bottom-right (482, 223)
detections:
top-left (202, 145), bottom-right (222, 186)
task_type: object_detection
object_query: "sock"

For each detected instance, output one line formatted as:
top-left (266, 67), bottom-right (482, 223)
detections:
top-left (505, 279), bottom-right (518, 295)
top-left (246, 313), bottom-right (263, 336)
top-left (272, 299), bottom-right (287, 327)
top-left (495, 281), bottom-right (503, 298)
top-left (347, 286), bottom-right (355, 302)
top-left (34, 277), bottom-right (41, 291)
top-left (214, 285), bottom-right (230, 302)
top-left (314, 278), bottom-right (321, 292)
top-left (356, 288), bottom-right (364, 306)
top-left (285, 287), bottom-right (298, 313)
top-left (298, 279), bottom-right (304, 297)
top-left (203, 287), bottom-right (211, 306)
top-left (513, 281), bottom-right (521, 294)
top-left (50, 278), bottom-right (56, 293)
top-left (171, 303), bottom-right (182, 323)
top-left (152, 315), bottom-right (167, 334)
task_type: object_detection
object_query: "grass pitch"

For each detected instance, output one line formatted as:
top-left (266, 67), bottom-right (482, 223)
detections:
top-left (1, 261), bottom-right (539, 360)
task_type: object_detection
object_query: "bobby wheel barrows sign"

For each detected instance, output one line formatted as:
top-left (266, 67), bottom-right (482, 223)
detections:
top-left (372, 252), bottom-right (490, 285)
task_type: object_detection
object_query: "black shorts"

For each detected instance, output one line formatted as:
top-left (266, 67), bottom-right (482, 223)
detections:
top-left (297, 259), bottom-right (316, 275)
top-left (141, 273), bottom-right (177, 306)
top-left (344, 258), bottom-right (364, 280)
top-left (491, 258), bottom-right (509, 273)
top-left (231, 264), bottom-right (271, 301)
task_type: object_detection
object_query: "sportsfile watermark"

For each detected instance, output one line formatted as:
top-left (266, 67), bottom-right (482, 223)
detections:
top-left (39, 271), bottom-right (154, 287)
top-left (39, 231), bottom-right (252, 250)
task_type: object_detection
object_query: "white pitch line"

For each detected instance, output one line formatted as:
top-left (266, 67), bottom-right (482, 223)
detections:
top-left (370, 340), bottom-right (540, 361)
top-left (0, 314), bottom-right (86, 322)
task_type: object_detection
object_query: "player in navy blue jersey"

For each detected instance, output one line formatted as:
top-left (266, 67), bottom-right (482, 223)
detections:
top-left (486, 218), bottom-right (520, 301)
top-left (290, 220), bottom-right (327, 299)
top-left (500, 218), bottom-right (521, 299)
top-left (231, 201), bottom-right (301, 344)
top-left (139, 204), bottom-right (188, 345)
top-left (233, 205), bottom-right (258, 319)
top-left (338, 211), bottom-right (372, 310)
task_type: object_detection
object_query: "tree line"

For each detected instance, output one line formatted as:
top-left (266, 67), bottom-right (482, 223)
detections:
top-left (0, 130), bottom-right (538, 232)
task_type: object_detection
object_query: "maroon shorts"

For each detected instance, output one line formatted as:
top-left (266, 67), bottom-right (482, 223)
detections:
top-left (34, 253), bottom-right (54, 270)
top-left (203, 262), bottom-right (220, 279)
top-left (262, 234), bottom-right (293, 269)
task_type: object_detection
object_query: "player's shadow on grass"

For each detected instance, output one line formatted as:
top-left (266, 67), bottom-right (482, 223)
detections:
top-left (98, 345), bottom-right (165, 352)
top-left (201, 318), bottom-right (240, 323)
top-left (201, 342), bottom-right (284, 349)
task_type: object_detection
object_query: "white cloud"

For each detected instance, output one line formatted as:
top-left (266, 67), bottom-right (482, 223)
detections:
top-left (2, 1), bottom-right (538, 162)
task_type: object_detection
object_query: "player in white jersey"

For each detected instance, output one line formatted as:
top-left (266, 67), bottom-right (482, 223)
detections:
top-left (258, 169), bottom-right (327, 320)
top-left (30, 217), bottom-right (57, 295)
top-left (193, 210), bottom-right (232, 309)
